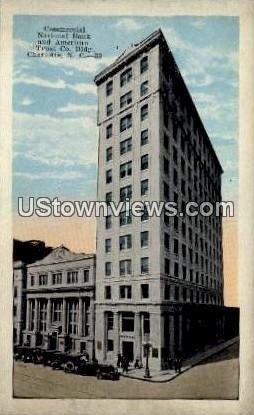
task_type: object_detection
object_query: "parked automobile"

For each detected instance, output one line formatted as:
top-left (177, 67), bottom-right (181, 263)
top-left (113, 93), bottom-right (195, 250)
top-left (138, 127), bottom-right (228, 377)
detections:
top-left (51, 352), bottom-right (70, 370)
top-left (42, 350), bottom-right (60, 366)
top-left (96, 364), bottom-right (120, 381)
top-left (13, 346), bottom-right (42, 363)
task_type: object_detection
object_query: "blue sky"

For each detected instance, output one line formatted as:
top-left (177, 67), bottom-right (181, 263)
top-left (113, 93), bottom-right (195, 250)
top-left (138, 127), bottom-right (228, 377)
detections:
top-left (13, 15), bottom-right (239, 211)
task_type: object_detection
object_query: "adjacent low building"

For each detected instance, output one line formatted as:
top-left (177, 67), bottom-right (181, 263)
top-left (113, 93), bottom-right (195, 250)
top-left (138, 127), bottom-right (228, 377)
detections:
top-left (21, 246), bottom-right (96, 358)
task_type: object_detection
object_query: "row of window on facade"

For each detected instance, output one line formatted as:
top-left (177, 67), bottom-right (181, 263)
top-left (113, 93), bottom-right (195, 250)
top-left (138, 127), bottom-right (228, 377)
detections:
top-left (106, 129), bottom-right (148, 160)
top-left (105, 105), bottom-right (148, 141)
top-left (104, 282), bottom-right (221, 305)
top-left (104, 256), bottom-right (221, 288)
top-left (105, 283), bottom-right (150, 300)
top-left (105, 154), bottom-right (148, 184)
top-left (106, 80), bottom-right (149, 118)
top-left (105, 257), bottom-right (149, 276)
top-left (105, 56), bottom-right (148, 96)
top-left (29, 269), bottom-right (90, 286)
top-left (162, 96), bottom-right (220, 185)
top-left (104, 231), bottom-right (221, 278)
top-left (27, 298), bottom-right (90, 336)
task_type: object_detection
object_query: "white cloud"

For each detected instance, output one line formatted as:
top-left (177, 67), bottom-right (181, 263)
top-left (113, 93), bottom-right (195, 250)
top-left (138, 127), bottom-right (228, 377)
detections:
top-left (15, 74), bottom-right (66, 89)
top-left (21, 97), bottom-right (34, 106)
top-left (13, 171), bottom-right (86, 180)
top-left (69, 83), bottom-right (96, 95)
top-left (190, 19), bottom-right (206, 29)
top-left (13, 112), bottom-right (98, 169)
top-left (57, 103), bottom-right (97, 113)
top-left (115, 18), bottom-right (144, 31)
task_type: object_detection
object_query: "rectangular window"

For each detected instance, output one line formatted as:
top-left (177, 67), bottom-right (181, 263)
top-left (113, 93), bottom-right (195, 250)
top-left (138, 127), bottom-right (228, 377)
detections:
top-left (165, 258), bottom-right (170, 275)
top-left (120, 185), bottom-right (132, 201)
top-left (119, 210), bottom-right (132, 226)
top-left (106, 80), bottom-right (113, 96)
top-left (52, 272), bottom-right (62, 285)
top-left (105, 262), bottom-right (112, 276)
top-left (140, 231), bottom-right (149, 248)
top-left (141, 206), bottom-right (149, 222)
top-left (120, 137), bottom-right (132, 155)
top-left (106, 124), bottom-right (112, 139)
top-left (119, 285), bottom-right (132, 299)
top-left (175, 286), bottom-right (179, 301)
top-left (173, 169), bottom-right (178, 186)
top-left (182, 244), bottom-right (186, 258)
top-left (140, 80), bottom-right (148, 96)
top-left (68, 300), bottom-right (78, 335)
top-left (30, 275), bottom-right (34, 286)
top-left (141, 179), bottom-right (149, 196)
top-left (107, 313), bottom-right (114, 330)
top-left (140, 56), bottom-right (148, 73)
top-left (164, 232), bottom-right (170, 250)
top-left (173, 146), bottom-right (178, 164)
top-left (122, 312), bottom-right (134, 332)
top-left (105, 215), bottom-right (112, 229)
top-left (105, 191), bottom-right (112, 204)
top-left (52, 300), bottom-right (62, 322)
top-left (164, 182), bottom-right (169, 200)
top-left (141, 129), bottom-right (148, 145)
top-left (120, 161), bottom-right (132, 178)
top-left (165, 284), bottom-right (170, 300)
top-left (174, 216), bottom-right (178, 232)
top-left (83, 269), bottom-right (89, 282)
top-left (141, 104), bottom-right (148, 121)
top-left (141, 257), bottom-right (149, 274)
top-left (106, 103), bottom-right (113, 117)
top-left (106, 147), bottom-right (112, 162)
top-left (67, 271), bottom-right (78, 284)
top-left (182, 265), bottom-right (187, 280)
top-left (141, 284), bottom-right (149, 299)
top-left (173, 239), bottom-right (179, 255)
top-left (39, 274), bottom-right (48, 286)
top-left (174, 262), bottom-right (179, 278)
top-left (119, 259), bottom-right (132, 275)
top-left (164, 134), bottom-right (169, 150)
top-left (105, 286), bottom-right (111, 299)
top-left (119, 234), bottom-right (132, 250)
top-left (164, 157), bottom-right (169, 175)
top-left (141, 154), bottom-right (149, 170)
top-left (120, 113), bottom-right (132, 132)
top-left (120, 91), bottom-right (132, 108)
top-left (105, 238), bottom-right (111, 253)
top-left (120, 68), bottom-right (132, 87)
top-left (107, 339), bottom-right (114, 351)
top-left (106, 169), bottom-right (112, 184)
top-left (143, 312), bottom-right (150, 333)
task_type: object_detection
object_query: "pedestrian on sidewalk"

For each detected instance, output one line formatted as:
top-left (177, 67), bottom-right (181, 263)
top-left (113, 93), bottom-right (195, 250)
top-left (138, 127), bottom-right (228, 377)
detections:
top-left (117, 353), bottom-right (122, 368)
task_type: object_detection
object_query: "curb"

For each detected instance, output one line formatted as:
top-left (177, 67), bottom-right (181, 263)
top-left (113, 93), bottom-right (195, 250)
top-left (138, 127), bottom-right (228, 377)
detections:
top-left (120, 337), bottom-right (239, 383)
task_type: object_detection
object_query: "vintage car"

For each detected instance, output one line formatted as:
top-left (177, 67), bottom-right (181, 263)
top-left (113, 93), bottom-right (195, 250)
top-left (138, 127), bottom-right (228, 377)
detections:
top-left (51, 352), bottom-right (70, 370)
top-left (96, 364), bottom-right (120, 381)
top-left (13, 346), bottom-right (43, 363)
top-left (41, 350), bottom-right (61, 366)
top-left (63, 356), bottom-right (99, 376)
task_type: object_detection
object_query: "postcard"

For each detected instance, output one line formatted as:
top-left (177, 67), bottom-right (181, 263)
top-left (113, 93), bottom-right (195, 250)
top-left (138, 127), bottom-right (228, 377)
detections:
top-left (0, 1), bottom-right (254, 414)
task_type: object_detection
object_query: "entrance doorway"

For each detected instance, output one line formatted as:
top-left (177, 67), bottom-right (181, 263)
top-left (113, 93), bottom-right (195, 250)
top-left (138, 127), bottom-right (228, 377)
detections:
top-left (122, 341), bottom-right (134, 362)
top-left (49, 331), bottom-right (58, 350)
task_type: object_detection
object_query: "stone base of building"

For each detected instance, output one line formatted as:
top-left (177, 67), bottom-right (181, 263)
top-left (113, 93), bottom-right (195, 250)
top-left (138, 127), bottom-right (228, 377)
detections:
top-left (22, 330), bottom-right (94, 358)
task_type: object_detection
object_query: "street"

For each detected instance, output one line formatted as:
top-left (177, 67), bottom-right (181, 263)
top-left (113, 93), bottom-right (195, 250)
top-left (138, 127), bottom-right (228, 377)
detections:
top-left (13, 342), bottom-right (239, 400)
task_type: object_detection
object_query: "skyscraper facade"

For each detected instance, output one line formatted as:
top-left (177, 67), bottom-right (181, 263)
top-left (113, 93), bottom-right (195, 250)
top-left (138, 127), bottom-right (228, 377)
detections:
top-left (94, 29), bottom-right (224, 370)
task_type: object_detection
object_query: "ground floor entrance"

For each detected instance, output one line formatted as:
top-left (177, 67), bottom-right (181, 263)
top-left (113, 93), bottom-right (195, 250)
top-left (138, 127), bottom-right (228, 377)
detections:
top-left (122, 341), bottom-right (134, 362)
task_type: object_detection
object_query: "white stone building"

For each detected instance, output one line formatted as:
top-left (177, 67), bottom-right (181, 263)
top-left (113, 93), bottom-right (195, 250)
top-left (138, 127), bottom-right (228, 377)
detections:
top-left (22, 246), bottom-right (96, 358)
top-left (94, 29), bottom-right (224, 369)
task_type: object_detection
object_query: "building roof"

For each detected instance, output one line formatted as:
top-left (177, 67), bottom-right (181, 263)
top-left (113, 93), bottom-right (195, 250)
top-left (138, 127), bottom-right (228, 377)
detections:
top-left (27, 245), bottom-right (95, 267)
top-left (94, 29), bottom-right (165, 85)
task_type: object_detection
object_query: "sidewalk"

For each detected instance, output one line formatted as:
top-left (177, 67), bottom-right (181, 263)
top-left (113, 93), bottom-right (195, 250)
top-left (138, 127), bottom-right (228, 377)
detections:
top-left (120, 336), bottom-right (239, 383)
